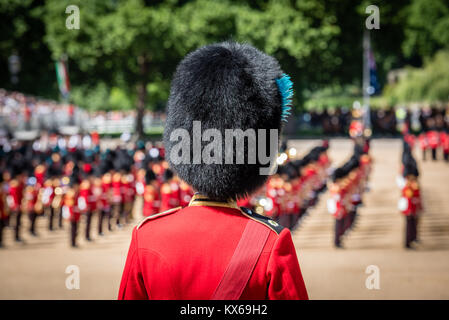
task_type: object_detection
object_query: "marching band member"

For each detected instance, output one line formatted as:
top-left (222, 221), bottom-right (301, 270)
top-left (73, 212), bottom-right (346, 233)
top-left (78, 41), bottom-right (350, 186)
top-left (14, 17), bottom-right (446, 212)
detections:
top-left (0, 172), bottom-right (8, 248)
top-left (398, 144), bottom-right (422, 249)
top-left (7, 167), bottom-right (24, 242)
top-left (63, 174), bottom-right (81, 248)
top-left (78, 175), bottom-right (93, 241)
top-left (99, 167), bottom-right (113, 235)
top-left (22, 177), bottom-right (39, 237)
top-left (142, 169), bottom-right (160, 217)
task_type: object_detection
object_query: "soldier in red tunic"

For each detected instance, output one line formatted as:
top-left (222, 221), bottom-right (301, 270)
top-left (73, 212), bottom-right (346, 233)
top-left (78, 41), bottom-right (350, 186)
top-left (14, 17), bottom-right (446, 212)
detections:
top-left (63, 173), bottom-right (81, 248)
top-left (7, 166), bottom-right (25, 242)
top-left (0, 172), bottom-right (8, 248)
top-left (398, 144), bottom-right (422, 249)
top-left (418, 132), bottom-right (429, 161)
top-left (34, 164), bottom-right (46, 188)
top-left (41, 177), bottom-right (55, 230)
top-left (179, 179), bottom-right (194, 207)
top-left (142, 169), bottom-right (160, 217)
top-left (111, 170), bottom-right (123, 229)
top-left (440, 130), bottom-right (449, 162)
top-left (48, 153), bottom-right (64, 229)
top-left (22, 177), bottom-right (39, 236)
top-left (91, 169), bottom-right (103, 233)
top-left (159, 169), bottom-right (180, 212)
top-left (328, 168), bottom-right (349, 248)
top-left (78, 176), bottom-right (93, 241)
top-left (99, 166), bottom-right (113, 235)
top-left (52, 176), bottom-right (65, 229)
top-left (121, 169), bottom-right (135, 224)
top-left (264, 174), bottom-right (283, 220)
top-left (426, 120), bottom-right (440, 161)
top-left (119, 42), bottom-right (308, 300)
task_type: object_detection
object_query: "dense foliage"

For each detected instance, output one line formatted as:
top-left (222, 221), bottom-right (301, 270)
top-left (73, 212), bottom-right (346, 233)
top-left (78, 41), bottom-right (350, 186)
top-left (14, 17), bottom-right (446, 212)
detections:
top-left (1, 0), bottom-right (448, 130)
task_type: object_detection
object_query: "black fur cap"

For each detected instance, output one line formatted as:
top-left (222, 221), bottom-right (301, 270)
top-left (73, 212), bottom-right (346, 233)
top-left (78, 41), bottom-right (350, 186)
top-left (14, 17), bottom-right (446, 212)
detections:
top-left (164, 41), bottom-right (285, 201)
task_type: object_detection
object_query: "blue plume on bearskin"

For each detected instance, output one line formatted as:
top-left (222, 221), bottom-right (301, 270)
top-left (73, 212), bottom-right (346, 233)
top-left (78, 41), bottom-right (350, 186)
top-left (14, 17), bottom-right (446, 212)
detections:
top-left (275, 73), bottom-right (293, 122)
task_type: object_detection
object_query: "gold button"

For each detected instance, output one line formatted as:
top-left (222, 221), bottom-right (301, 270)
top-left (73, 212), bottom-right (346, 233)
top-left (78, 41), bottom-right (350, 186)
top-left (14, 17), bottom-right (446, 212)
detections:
top-left (268, 220), bottom-right (278, 227)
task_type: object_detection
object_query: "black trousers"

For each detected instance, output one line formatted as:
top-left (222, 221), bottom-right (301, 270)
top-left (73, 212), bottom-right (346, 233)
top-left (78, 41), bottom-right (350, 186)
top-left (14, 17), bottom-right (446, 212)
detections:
top-left (278, 214), bottom-right (291, 229)
top-left (406, 215), bottom-right (417, 247)
top-left (115, 203), bottom-right (125, 226)
top-left (347, 210), bottom-right (357, 230)
top-left (85, 212), bottom-right (92, 240)
top-left (0, 218), bottom-right (5, 246)
top-left (98, 210), bottom-right (111, 234)
top-left (291, 212), bottom-right (300, 230)
top-left (335, 218), bottom-right (345, 247)
top-left (29, 212), bottom-right (37, 235)
top-left (58, 207), bottom-right (63, 228)
top-left (14, 211), bottom-right (22, 240)
top-left (71, 221), bottom-right (78, 247)
top-left (431, 148), bottom-right (437, 160)
top-left (48, 207), bottom-right (55, 231)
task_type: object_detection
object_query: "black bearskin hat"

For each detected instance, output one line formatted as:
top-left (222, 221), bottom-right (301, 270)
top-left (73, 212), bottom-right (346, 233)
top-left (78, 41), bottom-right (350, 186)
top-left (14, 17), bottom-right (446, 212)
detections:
top-left (163, 168), bottom-right (174, 183)
top-left (164, 41), bottom-right (288, 201)
top-left (332, 168), bottom-right (346, 182)
top-left (145, 169), bottom-right (157, 185)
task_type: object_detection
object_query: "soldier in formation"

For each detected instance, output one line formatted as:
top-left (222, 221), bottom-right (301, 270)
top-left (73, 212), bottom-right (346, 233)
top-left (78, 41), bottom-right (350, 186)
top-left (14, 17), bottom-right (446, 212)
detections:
top-left (327, 138), bottom-right (372, 248)
top-left (0, 131), bottom-right (194, 248)
top-left (239, 141), bottom-right (332, 231)
top-left (397, 140), bottom-right (422, 249)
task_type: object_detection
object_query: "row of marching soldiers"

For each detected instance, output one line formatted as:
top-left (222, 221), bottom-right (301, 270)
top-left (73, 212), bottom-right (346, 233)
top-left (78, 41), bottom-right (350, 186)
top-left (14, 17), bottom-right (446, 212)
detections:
top-left (0, 137), bottom-right (194, 248)
top-left (403, 127), bottom-right (449, 162)
top-left (236, 140), bottom-right (332, 230)
top-left (397, 139), bottom-right (422, 249)
top-left (326, 138), bottom-right (372, 248)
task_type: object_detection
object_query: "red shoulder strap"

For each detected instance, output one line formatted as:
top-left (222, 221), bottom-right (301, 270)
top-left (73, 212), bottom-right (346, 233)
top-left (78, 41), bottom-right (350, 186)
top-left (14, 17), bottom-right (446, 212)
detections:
top-left (211, 219), bottom-right (271, 300)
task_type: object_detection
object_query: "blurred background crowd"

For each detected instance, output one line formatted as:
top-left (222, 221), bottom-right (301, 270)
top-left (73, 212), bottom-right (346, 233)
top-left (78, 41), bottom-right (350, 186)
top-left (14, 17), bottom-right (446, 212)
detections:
top-left (2, 88), bottom-right (449, 138)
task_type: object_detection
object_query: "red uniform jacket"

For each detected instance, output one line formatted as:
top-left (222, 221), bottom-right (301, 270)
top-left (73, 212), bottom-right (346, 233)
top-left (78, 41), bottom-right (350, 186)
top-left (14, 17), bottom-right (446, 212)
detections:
top-left (78, 180), bottom-right (91, 214)
top-left (22, 185), bottom-right (37, 214)
top-left (265, 178), bottom-right (282, 218)
top-left (63, 189), bottom-right (80, 222)
top-left (328, 183), bottom-right (347, 219)
top-left (179, 182), bottom-right (194, 207)
top-left (440, 132), bottom-right (449, 153)
top-left (142, 184), bottom-right (160, 217)
top-left (41, 180), bottom-right (54, 208)
top-left (0, 187), bottom-right (8, 220)
top-left (112, 173), bottom-right (123, 205)
top-left (34, 165), bottom-right (46, 187)
top-left (403, 134), bottom-right (416, 150)
top-left (418, 133), bottom-right (428, 150)
top-left (7, 179), bottom-right (23, 212)
top-left (399, 181), bottom-right (421, 216)
top-left (119, 195), bottom-right (308, 300)
top-left (122, 174), bottom-right (135, 204)
top-left (91, 177), bottom-right (103, 212)
top-left (160, 182), bottom-right (180, 212)
top-left (427, 130), bottom-right (439, 149)
top-left (101, 174), bottom-right (112, 211)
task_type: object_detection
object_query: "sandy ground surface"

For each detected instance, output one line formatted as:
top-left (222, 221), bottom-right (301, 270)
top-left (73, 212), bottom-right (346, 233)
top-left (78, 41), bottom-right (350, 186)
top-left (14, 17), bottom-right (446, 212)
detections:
top-left (1, 138), bottom-right (448, 299)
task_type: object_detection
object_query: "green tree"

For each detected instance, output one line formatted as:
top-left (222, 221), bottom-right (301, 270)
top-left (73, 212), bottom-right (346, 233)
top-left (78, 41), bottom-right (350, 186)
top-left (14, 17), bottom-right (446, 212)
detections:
top-left (402, 0), bottom-right (449, 59)
top-left (40, 0), bottom-right (178, 137)
top-left (0, 0), bottom-right (57, 97)
top-left (386, 50), bottom-right (449, 104)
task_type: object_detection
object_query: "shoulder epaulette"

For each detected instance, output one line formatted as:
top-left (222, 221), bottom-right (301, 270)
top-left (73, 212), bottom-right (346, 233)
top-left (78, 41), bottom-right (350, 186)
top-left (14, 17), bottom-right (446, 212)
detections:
top-left (239, 206), bottom-right (285, 234)
top-left (137, 206), bottom-right (182, 230)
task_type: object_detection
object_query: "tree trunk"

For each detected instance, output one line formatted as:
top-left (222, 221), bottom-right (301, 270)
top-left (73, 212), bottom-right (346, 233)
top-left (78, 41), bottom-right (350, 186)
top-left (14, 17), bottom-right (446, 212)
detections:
top-left (135, 54), bottom-right (149, 140)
